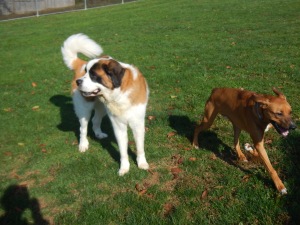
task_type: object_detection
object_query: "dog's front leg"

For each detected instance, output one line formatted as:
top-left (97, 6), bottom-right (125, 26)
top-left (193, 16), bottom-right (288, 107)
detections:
top-left (73, 90), bottom-right (94, 152)
top-left (254, 141), bottom-right (287, 194)
top-left (110, 117), bottom-right (130, 176)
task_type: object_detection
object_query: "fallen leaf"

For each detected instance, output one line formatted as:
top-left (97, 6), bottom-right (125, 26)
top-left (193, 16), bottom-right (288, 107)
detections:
top-left (189, 157), bottom-right (197, 161)
top-left (171, 167), bottom-right (181, 174)
top-left (201, 189), bottom-right (208, 200)
top-left (32, 106), bottom-right (40, 110)
top-left (167, 131), bottom-right (177, 138)
top-left (18, 143), bottom-right (25, 147)
top-left (3, 108), bottom-right (13, 112)
top-left (170, 95), bottom-right (177, 99)
top-left (219, 196), bottom-right (225, 200)
top-left (31, 82), bottom-right (37, 87)
top-left (4, 152), bottom-right (12, 156)
top-left (226, 65), bottom-right (231, 69)
top-left (209, 153), bottom-right (217, 160)
top-left (242, 175), bottom-right (250, 182)
top-left (163, 203), bottom-right (175, 217)
top-left (147, 115), bottom-right (156, 121)
top-left (214, 185), bottom-right (224, 189)
top-left (41, 149), bottom-right (47, 153)
top-left (177, 157), bottom-right (184, 165)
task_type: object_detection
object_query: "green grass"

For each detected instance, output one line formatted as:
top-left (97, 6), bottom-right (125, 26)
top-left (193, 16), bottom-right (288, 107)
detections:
top-left (1, 0), bottom-right (300, 224)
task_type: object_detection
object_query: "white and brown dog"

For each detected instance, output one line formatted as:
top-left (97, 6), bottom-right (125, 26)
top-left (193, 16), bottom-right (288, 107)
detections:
top-left (61, 34), bottom-right (149, 176)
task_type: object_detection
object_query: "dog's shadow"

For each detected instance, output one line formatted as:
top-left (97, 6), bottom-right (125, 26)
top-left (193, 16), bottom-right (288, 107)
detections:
top-left (49, 95), bottom-right (137, 166)
top-left (169, 115), bottom-right (251, 171)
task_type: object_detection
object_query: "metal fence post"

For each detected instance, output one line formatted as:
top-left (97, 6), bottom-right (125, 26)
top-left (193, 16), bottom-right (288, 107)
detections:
top-left (35, 0), bottom-right (39, 17)
top-left (84, 0), bottom-right (87, 10)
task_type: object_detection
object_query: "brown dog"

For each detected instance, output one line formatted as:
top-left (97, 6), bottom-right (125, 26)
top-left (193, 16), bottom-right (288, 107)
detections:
top-left (193, 87), bottom-right (296, 194)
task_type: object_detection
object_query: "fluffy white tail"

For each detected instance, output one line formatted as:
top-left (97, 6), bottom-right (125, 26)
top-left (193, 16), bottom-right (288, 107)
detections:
top-left (61, 33), bottom-right (103, 70)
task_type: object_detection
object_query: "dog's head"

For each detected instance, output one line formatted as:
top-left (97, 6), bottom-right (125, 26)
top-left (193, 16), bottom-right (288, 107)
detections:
top-left (254, 88), bottom-right (296, 137)
top-left (76, 56), bottom-right (125, 97)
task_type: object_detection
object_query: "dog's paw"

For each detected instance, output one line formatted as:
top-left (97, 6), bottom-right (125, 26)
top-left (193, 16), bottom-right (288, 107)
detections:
top-left (118, 168), bottom-right (130, 176)
top-left (192, 143), bottom-right (199, 149)
top-left (244, 143), bottom-right (254, 151)
top-left (78, 140), bottom-right (89, 152)
top-left (137, 156), bottom-right (149, 170)
top-left (280, 188), bottom-right (287, 195)
top-left (118, 161), bottom-right (130, 176)
top-left (138, 162), bottom-right (149, 170)
top-left (95, 132), bottom-right (108, 139)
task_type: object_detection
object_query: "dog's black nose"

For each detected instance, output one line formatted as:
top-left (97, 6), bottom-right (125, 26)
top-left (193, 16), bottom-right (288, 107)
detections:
top-left (289, 121), bottom-right (297, 130)
top-left (76, 79), bottom-right (83, 86)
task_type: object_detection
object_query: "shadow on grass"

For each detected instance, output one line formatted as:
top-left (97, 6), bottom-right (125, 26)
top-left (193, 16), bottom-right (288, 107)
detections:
top-left (0, 185), bottom-right (49, 225)
top-left (169, 115), bottom-right (260, 173)
top-left (278, 132), bottom-right (300, 223)
top-left (49, 95), bottom-right (137, 166)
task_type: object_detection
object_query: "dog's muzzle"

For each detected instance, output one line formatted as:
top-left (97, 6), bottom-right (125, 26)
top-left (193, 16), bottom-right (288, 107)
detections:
top-left (289, 121), bottom-right (297, 130)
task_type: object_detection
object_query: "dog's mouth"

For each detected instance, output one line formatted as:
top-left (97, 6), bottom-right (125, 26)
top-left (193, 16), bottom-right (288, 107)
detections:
top-left (270, 120), bottom-right (289, 137)
top-left (80, 88), bottom-right (101, 97)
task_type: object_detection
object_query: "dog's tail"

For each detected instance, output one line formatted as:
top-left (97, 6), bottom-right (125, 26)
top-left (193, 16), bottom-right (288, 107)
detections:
top-left (61, 33), bottom-right (103, 70)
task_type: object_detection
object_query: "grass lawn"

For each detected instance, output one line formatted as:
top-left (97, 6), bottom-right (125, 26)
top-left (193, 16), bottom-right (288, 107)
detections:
top-left (1, 0), bottom-right (300, 224)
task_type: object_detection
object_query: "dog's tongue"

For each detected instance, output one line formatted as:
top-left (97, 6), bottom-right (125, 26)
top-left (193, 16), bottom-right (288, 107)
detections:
top-left (280, 129), bottom-right (289, 137)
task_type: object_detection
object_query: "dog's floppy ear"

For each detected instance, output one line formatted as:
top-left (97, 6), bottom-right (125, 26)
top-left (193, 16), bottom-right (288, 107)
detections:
top-left (102, 60), bottom-right (125, 88)
top-left (272, 87), bottom-right (286, 100)
top-left (252, 94), bottom-right (270, 108)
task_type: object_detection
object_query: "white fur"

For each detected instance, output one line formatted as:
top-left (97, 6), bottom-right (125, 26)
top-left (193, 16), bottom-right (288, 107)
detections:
top-left (61, 34), bottom-right (149, 175)
top-left (61, 34), bottom-right (103, 70)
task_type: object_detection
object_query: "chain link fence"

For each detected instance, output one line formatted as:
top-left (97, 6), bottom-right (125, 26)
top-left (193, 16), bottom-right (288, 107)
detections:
top-left (0, 0), bottom-right (135, 21)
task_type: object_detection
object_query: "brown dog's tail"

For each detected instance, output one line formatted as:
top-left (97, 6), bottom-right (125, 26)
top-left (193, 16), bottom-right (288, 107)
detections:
top-left (61, 33), bottom-right (103, 70)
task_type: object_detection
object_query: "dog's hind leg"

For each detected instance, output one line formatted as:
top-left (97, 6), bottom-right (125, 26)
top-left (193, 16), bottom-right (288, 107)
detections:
top-left (129, 115), bottom-right (149, 171)
top-left (193, 101), bottom-right (218, 149)
top-left (233, 125), bottom-right (248, 162)
top-left (92, 101), bottom-right (108, 139)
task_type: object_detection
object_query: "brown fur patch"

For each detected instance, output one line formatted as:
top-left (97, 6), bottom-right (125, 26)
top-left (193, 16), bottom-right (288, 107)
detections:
top-left (121, 67), bottom-right (148, 105)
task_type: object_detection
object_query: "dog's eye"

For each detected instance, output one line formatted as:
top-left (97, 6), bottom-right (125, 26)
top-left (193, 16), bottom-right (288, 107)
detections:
top-left (275, 112), bottom-right (283, 116)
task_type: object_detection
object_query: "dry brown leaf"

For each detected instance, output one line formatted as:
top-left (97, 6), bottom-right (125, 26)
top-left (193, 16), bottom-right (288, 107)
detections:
top-left (189, 157), bottom-right (197, 161)
top-left (171, 167), bottom-right (182, 174)
top-left (4, 152), bottom-right (12, 156)
top-left (147, 115), bottom-right (156, 121)
top-left (201, 189), bottom-right (208, 200)
top-left (167, 131), bottom-right (177, 138)
top-left (209, 153), bottom-right (217, 160)
top-left (31, 82), bottom-right (37, 87)
top-left (242, 175), bottom-right (250, 182)
top-left (163, 203), bottom-right (175, 217)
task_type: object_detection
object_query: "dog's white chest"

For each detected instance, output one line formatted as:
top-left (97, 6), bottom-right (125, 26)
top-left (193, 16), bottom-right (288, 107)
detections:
top-left (99, 94), bottom-right (130, 117)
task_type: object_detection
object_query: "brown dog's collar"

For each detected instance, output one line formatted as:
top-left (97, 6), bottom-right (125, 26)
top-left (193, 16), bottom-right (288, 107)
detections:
top-left (255, 102), bottom-right (263, 120)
